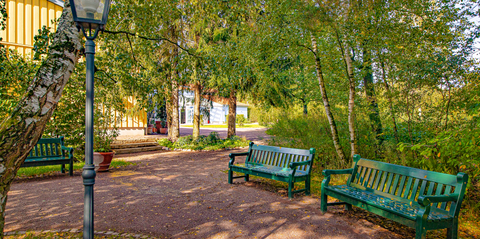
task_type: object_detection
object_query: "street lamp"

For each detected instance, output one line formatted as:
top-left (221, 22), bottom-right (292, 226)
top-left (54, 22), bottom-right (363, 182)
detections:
top-left (68, 0), bottom-right (111, 238)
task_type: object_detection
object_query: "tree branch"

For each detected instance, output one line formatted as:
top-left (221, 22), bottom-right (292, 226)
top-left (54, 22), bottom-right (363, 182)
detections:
top-left (104, 30), bottom-right (200, 59)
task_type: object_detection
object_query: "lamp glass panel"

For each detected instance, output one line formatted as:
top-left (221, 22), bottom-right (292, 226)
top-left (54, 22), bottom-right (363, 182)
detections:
top-left (74, 0), bottom-right (106, 21)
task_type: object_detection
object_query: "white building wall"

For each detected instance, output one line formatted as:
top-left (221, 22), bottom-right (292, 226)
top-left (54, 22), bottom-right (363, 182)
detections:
top-left (178, 91), bottom-right (248, 124)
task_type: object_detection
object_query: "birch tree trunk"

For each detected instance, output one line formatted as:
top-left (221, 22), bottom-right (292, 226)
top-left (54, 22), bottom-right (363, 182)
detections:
top-left (334, 29), bottom-right (357, 160)
top-left (227, 89), bottom-right (236, 138)
top-left (192, 82), bottom-right (201, 139)
top-left (311, 35), bottom-right (347, 165)
top-left (0, 2), bottom-right (81, 235)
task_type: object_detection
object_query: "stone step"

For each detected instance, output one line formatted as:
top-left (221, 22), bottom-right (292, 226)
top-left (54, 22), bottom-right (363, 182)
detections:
top-left (113, 146), bottom-right (164, 155)
top-left (111, 142), bottom-right (159, 149)
top-left (112, 138), bottom-right (160, 145)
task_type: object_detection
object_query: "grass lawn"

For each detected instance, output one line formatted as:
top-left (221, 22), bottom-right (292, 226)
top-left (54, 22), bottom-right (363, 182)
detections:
top-left (16, 160), bottom-right (135, 178)
top-left (181, 123), bottom-right (265, 128)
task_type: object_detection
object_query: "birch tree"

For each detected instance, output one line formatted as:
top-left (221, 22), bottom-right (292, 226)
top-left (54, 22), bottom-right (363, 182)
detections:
top-left (0, 2), bottom-right (81, 234)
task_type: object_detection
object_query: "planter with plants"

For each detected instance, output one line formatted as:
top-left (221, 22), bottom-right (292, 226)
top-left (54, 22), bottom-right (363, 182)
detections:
top-left (93, 127), bottom-right (119, 172)
top-left (159, 120), bottom-right (168, 134)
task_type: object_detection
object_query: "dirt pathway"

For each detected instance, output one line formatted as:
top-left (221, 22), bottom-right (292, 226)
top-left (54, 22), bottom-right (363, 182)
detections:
top-left (6, 133), bottom-right (400, 238)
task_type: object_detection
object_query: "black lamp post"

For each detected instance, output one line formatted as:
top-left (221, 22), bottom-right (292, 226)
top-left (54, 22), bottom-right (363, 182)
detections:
top-left (68, 0), bottom-right (111, 238)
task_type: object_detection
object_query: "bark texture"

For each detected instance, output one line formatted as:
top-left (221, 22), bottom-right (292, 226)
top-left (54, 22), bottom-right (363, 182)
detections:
top-left (227, 89), bottom-right (236, 138)
top-left (167, 26), bottom-right (180, 142)
top-left (334, 29), bottom-right (357, 161)
top-left (192, 82), bottom-right (201, 139)
top-left (0, 2), bottom-right (81, 235)
top-left (311, 35), bottom-right (347, 164)
top-left (167, 78), bottom-right (180, 141)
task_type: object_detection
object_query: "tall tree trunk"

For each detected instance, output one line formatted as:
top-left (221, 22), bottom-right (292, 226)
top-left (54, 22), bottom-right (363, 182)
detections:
top-left (227, 89), bottom-right (236, 138)
top-left (168, 26), bottom-right (180, 141)
top-left (169, 78), bottom-right (180, 141)
top-left (363, 47), bottom-right (384, 156)
top-left (192, 81), bottom-right (201, 139)
top-left (334, 29), bottom-right (357, 160)
top-left (380, 59), bottom-right (399, 144)
top-left (0, 2), bottom-right (81, 234)
top-left (311, 35), bottom-right (347, 165)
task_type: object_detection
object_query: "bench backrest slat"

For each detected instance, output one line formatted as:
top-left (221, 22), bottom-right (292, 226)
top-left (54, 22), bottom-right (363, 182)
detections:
top-left (349, 155), bottom-right (468, 217)
top-left (26, 137), bottom-right (65, 159)
top-left (247, 144), bottom-right (315, 173)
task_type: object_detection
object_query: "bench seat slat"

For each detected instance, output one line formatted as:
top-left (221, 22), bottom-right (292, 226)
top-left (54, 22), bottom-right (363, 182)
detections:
top-left (25, 157), bottom-right (69, 162)
top-left (232, 163), bottom-right (308, 177)
top-left (327, 185), bottom-right (452, 221)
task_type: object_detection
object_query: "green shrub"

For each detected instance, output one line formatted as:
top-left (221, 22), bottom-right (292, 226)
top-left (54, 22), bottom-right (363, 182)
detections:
top-left (168, 132), bottom-right (249, 151)
top-left (236, 114), bottom-right (246, 126)
top-left (157, 138), bottom-right (174, 149)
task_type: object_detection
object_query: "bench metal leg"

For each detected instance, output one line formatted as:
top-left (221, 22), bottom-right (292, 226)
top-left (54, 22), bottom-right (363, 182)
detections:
top-left (447, 219), bottom-right (458, 239)
top-left (305, 176), bottom-right (311, 196)
top-left (228, 170), bottom-right (233, 184)
top-left (415, 223), bottom-right (427, 239)
top-left (288, 181), bottom-right (294, 198)
top-left (320, 191), bottom-right (327, 213)
top-left (61, 164), bottom-right (65, 174)
top-left (69, 162), bottom-right (74, 176)
top-left (244, 174), bottom-right (249, 182)
top-left (345, 203), bottom-right (352, 211)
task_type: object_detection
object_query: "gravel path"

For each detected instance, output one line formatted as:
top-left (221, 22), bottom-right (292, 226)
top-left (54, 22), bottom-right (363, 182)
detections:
top-left (6, 130), bottom-right (400, 239)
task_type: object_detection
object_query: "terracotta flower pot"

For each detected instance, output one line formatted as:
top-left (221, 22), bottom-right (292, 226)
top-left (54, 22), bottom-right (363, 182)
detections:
top-left (159, 128), bottom-right (168, 134)
top-left (93, 152), bottom-right (114, 172)
top-left (147, 125), bottom-right (154, 134)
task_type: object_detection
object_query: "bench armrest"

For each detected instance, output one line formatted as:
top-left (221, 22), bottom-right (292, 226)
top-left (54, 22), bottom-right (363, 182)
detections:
top-left (322, 168), bottom-right (353, 188)
top-left (229, 152), bottom-right (249, 166)
top-left (61, 146), bottom-right (74, 159)
top-left (322, 168), bottom-right (353, 177)
top-left (289, 160), bottom-right (311, 169)
top-left (417, 194), bottom-right (459, 207)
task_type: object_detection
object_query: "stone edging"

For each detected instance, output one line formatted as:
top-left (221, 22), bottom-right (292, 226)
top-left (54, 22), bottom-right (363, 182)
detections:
top-left (4, 229), bottom-right (155, 238)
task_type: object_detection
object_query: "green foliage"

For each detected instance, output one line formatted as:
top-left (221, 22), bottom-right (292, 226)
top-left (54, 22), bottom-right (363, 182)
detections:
top-left (93, 128), bottom-right (119, 152)
top-left (157, 138), bottom-right (174, 149)
top-left (158, 132), bottom-right (250, 151)
top-left (236, 114), bottom-right (246, 126)
top-left (33, 25), bottom-right (54, 60)
top-left (0, 52), bottom-right (38, 119)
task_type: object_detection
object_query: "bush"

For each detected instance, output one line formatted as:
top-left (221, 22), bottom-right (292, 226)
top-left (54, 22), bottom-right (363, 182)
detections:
top-left (157, 138), bottom-right (174, 149)
top-left (165, 132), bottom-right (249, 151)
top-left (236, 114), bottom-right (246, 126)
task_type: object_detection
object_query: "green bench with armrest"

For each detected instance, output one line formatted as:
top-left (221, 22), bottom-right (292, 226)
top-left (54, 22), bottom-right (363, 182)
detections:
top-left (228, 142), bottom-right (316, 198)
top-left (22, 136), bottom-right (74, 176)
top-left (321, 154), bottom-right (468, 239)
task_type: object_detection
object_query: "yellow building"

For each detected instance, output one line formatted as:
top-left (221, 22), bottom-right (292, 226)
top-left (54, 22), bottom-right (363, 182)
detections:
top-left (0, 0), bottom-right (64, 56)
top-left (1, 0), bottom-right (148, 135)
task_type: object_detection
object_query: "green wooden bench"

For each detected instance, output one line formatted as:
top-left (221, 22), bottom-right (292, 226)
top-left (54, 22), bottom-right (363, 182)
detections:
top-left (22, 137), bottom-right (74, 176)
top-left (228, 142), bottom-right (316, 198)
top-left (321, 155), bottom-right (468, 239)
